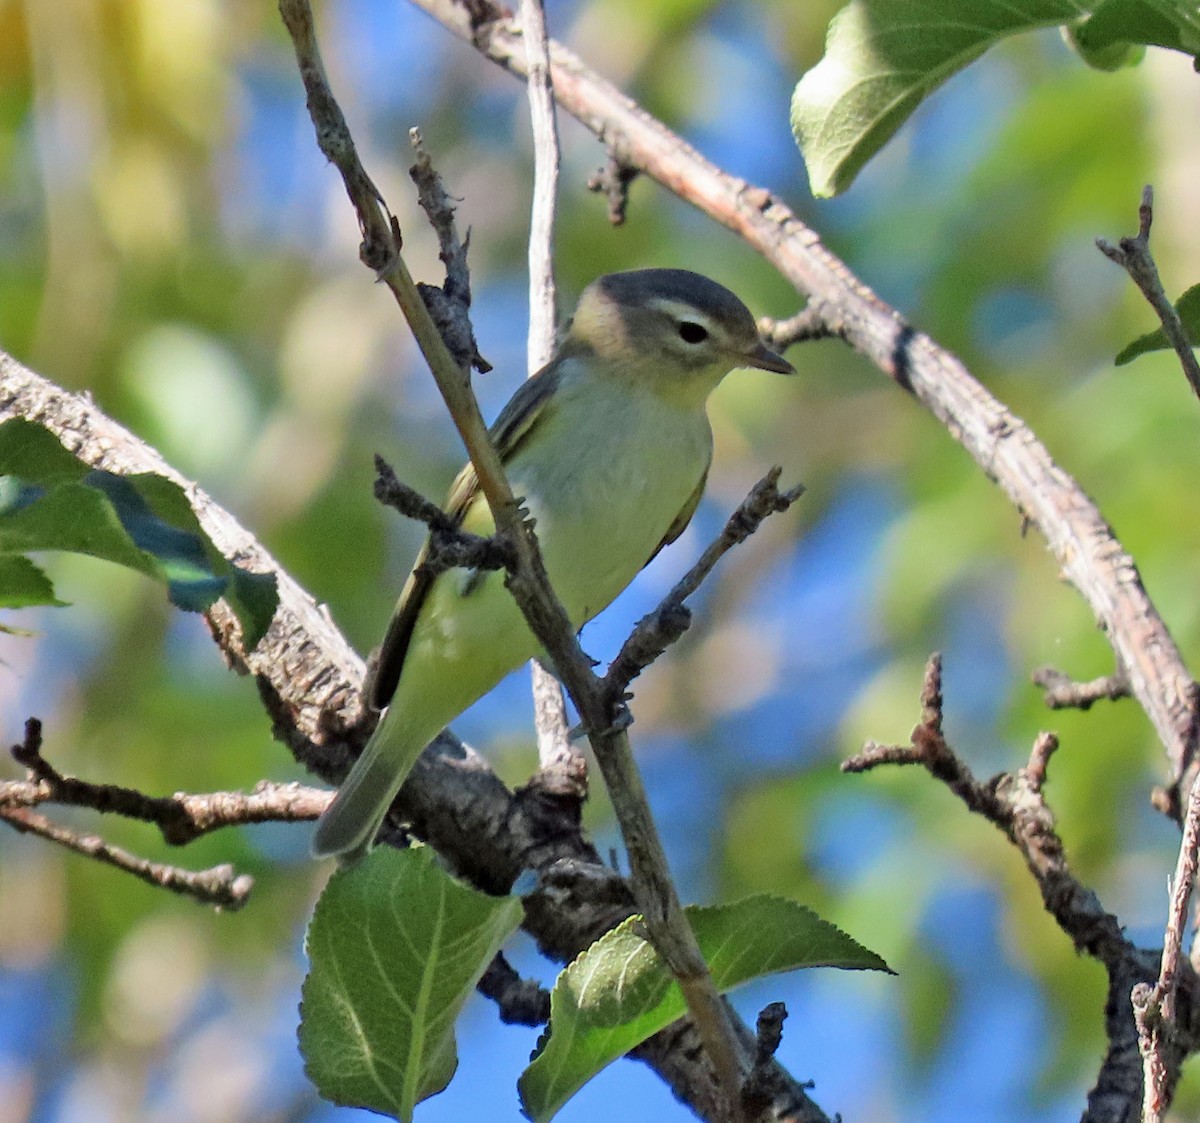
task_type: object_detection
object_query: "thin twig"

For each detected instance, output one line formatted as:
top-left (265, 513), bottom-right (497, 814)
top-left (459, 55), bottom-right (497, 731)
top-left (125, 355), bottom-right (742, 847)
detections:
top-left (372, 453), bottom-right (456, 530)
top-left (4, 718), bottom-right (330, 844)
top-left (1097, 185), bottom-right (1200, 403)
top-left (477, 951), bottom-right (552, 1025)
top-left (741, 1002), bottom-right (789, 1119)
top-left (519, 0), bottom-right (584, 791)
top-left (521, 0), bottom-right (560, 374)
top-left (604, 468), bottom-right (804, 699)
top-left (1, 805), bottom-right (254, 910)
top-left (759, 305), bottom-right (841, 351)
top-left (586, 149), bottom-right (639, 225)
top-left (409, 129), bottom-right (491, 373)
top-left (1139, 764), bottom-right (1200, 1122)
top-left (1032, 665), bottom-right (1131, 711)
top-left (1, 774), bottom-right (330, 841)
top-left (372, 455), bottom-right (514, 578)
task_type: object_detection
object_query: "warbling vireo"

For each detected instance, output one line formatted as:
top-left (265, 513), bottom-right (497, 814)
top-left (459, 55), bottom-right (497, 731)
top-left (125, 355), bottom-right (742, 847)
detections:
top-left (312, 268), bottom-right (794, 863)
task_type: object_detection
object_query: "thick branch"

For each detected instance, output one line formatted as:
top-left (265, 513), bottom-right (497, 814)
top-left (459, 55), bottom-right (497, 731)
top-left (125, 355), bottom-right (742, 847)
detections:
top-left (410, 0), bottom-right (1199, 812)
top-left (279, 0), bottom-right (771, 1109)
top-left (0, 351), bottom-right (827, 1122)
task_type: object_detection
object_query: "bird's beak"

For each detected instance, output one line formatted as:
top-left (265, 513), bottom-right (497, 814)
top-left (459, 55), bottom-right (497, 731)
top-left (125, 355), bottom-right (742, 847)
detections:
top-left (743, 340), bottom-right (794, 375)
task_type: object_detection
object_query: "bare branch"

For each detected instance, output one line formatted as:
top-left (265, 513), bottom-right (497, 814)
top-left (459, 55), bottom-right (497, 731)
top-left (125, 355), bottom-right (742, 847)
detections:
top-left (372, 454), bottom-right (456, 531)
top-left (740, 1002), bottom-right (791, 1121)
top-left (372, 455), bottom-right (514, 579)
top-left (409, 128), bottom-right (491, 373)
top-left (1138, 762), bottom-right (1200, 1122)
top-left (521, 0), bottom-right (560, 374)
top-left (518, 0), bottom-right (587, 811)
top-left (275, 0), bottom-right (392, 271)
top-left (759, 305), bottom-right (841, 351)
top-left (845, 654), bottom-right (1200, 1121)
top-left (1090, 194), bottom-right (1200, 1118)
top-left (4, 717), bottom-right (329, 847)
top-left (1098, 185), bottom-right (1200, 403)
top-left (1033, 665), bottom-right (1131, 711)
top-left (1, 805), bottom-right (254, 910)
top-left (477, 952), bottom-right (551, 1026)
top-left (604, 468), bottom-right (804, 698)
top-left (279, 0), bottom-right (523, 550)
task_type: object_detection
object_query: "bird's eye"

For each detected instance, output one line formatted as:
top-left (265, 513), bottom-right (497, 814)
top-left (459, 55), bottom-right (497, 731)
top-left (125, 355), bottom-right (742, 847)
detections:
top-left (677, 320), bottom-right (709, 344)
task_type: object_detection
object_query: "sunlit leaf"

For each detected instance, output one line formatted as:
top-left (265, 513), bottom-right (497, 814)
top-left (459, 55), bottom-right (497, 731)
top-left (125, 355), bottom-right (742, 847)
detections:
top-left (791, 0), bottom-right (1200, 197)
top-left (299, 846), bottom-right (523, 1122)
top-left (519, 896), bottom-right (890, 1122)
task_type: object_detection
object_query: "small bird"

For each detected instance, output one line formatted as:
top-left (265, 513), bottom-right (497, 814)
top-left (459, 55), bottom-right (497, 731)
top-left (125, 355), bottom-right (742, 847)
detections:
top-left (312, 269), bottom-right (794, 863)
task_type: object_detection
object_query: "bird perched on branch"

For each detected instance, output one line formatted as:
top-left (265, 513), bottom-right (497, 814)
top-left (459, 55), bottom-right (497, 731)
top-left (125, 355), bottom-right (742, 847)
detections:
top-left (312, 268), bottom-right (794, 864)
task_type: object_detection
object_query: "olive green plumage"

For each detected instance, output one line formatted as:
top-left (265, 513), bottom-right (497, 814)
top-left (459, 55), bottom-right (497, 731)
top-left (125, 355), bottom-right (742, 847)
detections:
top-left (312, 269), bottom-right (793, 864)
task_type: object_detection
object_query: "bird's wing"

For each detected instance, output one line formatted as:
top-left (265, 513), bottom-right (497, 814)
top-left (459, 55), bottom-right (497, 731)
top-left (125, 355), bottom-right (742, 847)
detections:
top-left (643, 467), bottom-right (708, 569)
top-left (367, 365), bottom-right (562, 710)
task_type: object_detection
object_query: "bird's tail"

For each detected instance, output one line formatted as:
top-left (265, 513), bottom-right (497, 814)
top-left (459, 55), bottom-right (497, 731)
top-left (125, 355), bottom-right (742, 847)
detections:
top-left (310, 717), bottom-right (419, 865)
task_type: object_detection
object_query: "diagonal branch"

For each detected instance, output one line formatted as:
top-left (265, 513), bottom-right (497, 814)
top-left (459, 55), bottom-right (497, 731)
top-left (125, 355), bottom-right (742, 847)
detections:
top-left (1096, 189), bottom-right (1200, 1122)
top-left (277, 1), bottom-right (779, 1112)
top-left (603, 468), bottom-right (804, 701)
top-left (1, 803), bottom-right (255, 911)
top-left (0, 348), bottom-right (829, 1123)
top-left (409, 0), bottom-right (1199, 815)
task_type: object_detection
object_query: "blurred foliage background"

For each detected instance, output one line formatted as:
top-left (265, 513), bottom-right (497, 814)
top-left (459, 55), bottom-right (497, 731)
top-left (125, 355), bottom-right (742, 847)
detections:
top-left (1, 0), bottom-right (1199, 1120)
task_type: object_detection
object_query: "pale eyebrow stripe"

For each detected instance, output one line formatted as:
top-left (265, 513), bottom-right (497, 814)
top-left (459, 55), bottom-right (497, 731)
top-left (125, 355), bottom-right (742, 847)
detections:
top-left (646, 298), bottom-right (718, 329)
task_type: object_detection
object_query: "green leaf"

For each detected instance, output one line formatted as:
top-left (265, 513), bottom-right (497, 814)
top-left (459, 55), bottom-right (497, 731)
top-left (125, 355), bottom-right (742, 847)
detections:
top-left (791, 0), bottom-right (1200, 197)
top-left (1114, 283), bottom-right (1200, 365)
top-left (0, 417), bottom-right (89, 483)
top-left (0, 554), bottom-right (64, 608)
top-left (1067, 0), bottom-right (1200, 68)
top-left (0, 419), bottom-right (278, 645)
top-left (299, 846), bottom-right (524, 1122)
top-left (519, 895), bottom-right (891, 1123)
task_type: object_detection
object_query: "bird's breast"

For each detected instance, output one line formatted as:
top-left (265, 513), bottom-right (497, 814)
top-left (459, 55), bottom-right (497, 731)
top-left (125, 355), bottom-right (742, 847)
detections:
top-left (505, 376), bottom-right (712, 624)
